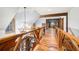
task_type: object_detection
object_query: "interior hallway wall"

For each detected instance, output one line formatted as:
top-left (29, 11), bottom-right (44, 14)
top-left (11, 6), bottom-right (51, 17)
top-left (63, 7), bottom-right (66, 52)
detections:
top-left (35, 16), bottom-right (66, 31)
top-left (35, 18), bottom-right (46, 27)
top-left (0, 7), bottom-right (18, 35)
top-left (68, 7), bottom-right (79, 37)
top-left (15, 8), bottom-right (40, 33)
top-left (68, 7), bottom-right (79, 30)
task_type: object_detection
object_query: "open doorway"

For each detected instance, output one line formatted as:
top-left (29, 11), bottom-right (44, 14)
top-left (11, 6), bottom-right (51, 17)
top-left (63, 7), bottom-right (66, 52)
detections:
top-left (46, 18), bottom-right (64, 30)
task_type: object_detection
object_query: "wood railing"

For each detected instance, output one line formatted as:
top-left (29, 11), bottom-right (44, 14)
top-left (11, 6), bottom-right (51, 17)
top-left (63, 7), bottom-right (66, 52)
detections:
top-left (1, 26), bottom-right (78, 51)
top-left (55, 27), bottom-right (79, 51)
top-left (0, 27), bottom-right (45, 51)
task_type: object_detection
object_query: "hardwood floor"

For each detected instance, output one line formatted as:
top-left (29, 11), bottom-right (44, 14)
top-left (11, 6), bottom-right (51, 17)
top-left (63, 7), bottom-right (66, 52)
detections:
top-left (34, 28), bottom-right (59, 51)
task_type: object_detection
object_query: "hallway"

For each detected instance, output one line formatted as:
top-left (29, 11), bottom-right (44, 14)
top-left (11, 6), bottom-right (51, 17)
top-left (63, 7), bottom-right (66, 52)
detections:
top-left (34, 28), bottom-right (59, 51)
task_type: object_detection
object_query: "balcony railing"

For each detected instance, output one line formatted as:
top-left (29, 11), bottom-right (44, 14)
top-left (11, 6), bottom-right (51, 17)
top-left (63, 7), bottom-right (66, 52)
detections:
top-left (0, 26), bottom-right (79, 51)
top-left (0, 26), bottom-right (45, 51)
top-left (55, 26), bottom-right (79, 51)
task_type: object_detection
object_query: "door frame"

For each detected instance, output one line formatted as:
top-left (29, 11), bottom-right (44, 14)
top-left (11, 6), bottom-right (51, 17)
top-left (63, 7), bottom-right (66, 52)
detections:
top-left (46, 18), bottom-right (64, 30)
top-left (40, 12), bottom-right (68, 32)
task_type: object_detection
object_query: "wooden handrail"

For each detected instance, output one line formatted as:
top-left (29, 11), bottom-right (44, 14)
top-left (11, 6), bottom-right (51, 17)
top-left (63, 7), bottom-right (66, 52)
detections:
top-left (13, 35), bottom-right (23, 51)
top-left (0, 26), bottom-right (45, 51)
top-left (56, 27), bottom-right (79, 45)
top-left (0, 27), bottom-right (45, 43)
top-left (55, 27), bottom-right (79, 51)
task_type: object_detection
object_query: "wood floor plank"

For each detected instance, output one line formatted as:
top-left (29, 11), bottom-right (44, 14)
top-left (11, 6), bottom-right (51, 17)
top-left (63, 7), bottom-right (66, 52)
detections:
top-left (34, 28), bottom-right (59, 51)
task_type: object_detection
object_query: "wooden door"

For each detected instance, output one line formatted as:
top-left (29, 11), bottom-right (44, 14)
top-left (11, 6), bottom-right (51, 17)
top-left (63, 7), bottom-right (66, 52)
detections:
top-left (58, 18), bottom-right (64, 30)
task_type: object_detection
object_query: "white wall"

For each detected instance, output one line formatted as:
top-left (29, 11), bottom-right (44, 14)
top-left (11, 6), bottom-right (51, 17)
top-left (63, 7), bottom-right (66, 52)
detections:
top-left (68, 7), bottom-right (79, 36)
top-left (68, 7), bottom-right (79, 30)
top-left (15, 8), bottom-right (40, 33)
top-left (0, 7), bottom-right (18, 35)
top-left (35, 18), bottom-right (46, 27)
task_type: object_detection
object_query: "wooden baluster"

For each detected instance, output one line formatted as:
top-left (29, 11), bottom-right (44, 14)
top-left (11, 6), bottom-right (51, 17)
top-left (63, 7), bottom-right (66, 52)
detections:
top-left (39, 28), bottom-right (43, 40)
top-left (34, 29), bottom-right (40, 44)
top-left (64, 35), bottom-right (79, 51)
top-left (19, 40), bottom-right (23, 51)
top-left (56, 27), bottom-right (79, 51)
top-left (56, 27), bottom-right (61, 50)
top-left (59, 30), bottom-right (62, 50)
top-left (56, 27), bottom-right (65, 50)
top-left (32, 28), bottom-right (43, 50)
top-left (23, 38), bottom-right (26, 51)
top-left (13, 35), bottom-right (22, 51)
top-left (25, 36), bottom-right (30, 51)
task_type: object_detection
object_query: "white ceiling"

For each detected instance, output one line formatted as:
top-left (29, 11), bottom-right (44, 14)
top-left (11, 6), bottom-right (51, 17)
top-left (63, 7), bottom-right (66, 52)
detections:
top-left (29, 7), bottom-right (72, 15)
top-left (15, 7), bottom-right (40, 27)
top-left (17, 7), bottom-right (72, 15)
top-left (15, 7), bottom-right (72, 21)
top-left (15, 7), bottom-right (72, 28)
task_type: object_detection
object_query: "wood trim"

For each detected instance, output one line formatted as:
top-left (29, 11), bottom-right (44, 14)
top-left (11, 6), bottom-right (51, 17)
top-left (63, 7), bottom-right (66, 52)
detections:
top-left (40, 12), bottom-right (68, 18)
top-left (66, 13), bottom-right (68, 32)
top-left (40, 12), bottom-right (68, 32)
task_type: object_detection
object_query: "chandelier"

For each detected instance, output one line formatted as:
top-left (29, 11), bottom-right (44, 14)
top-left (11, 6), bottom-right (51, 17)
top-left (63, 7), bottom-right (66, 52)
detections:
top-left (22, 7), bottom-right (29, 32)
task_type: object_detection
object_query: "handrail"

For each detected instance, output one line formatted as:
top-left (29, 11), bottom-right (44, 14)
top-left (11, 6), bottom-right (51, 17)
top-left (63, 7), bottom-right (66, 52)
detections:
top-left (56, 27), bottom-right (79, 45)
top-left (55, 27), bottom-right (79, 51)
top-left (0, 27), bottom-right (45, 43)
top-left (0, 26), bottom-right (45, 51)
